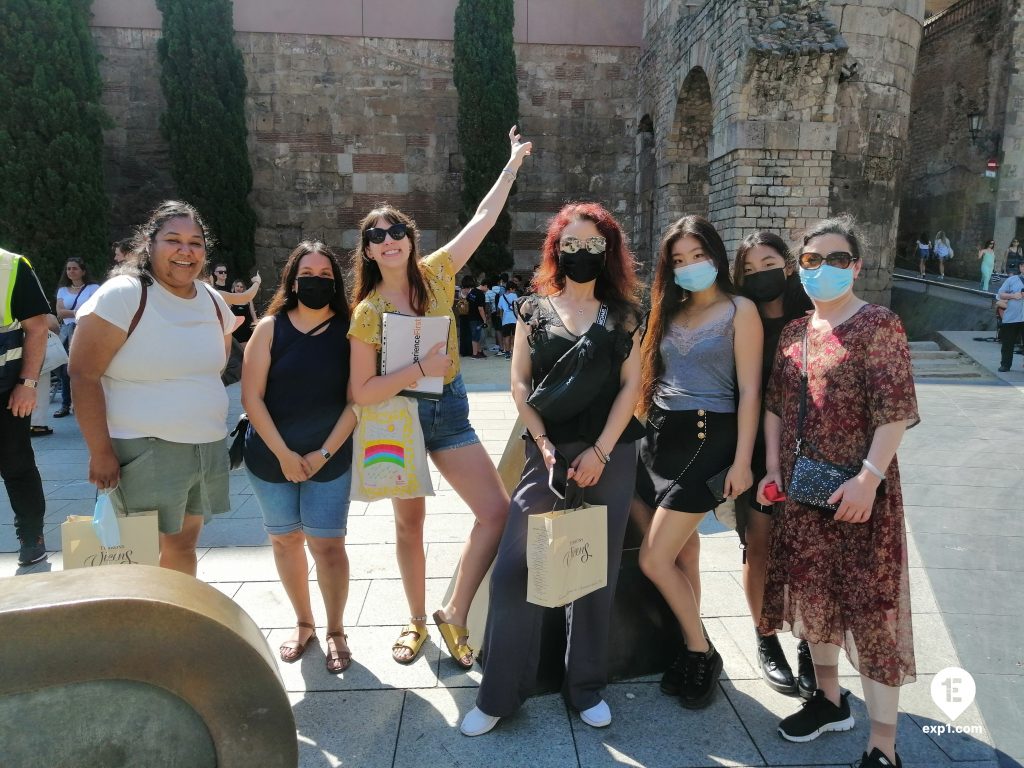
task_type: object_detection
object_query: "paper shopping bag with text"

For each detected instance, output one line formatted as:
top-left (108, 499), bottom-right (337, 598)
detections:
top-left (526, 503), bottom-right (608, 608)
top-left (61, 512), bottom-right (159, 569)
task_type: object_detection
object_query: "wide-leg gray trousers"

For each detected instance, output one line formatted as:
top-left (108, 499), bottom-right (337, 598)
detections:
top-left (476, 438), bottom-right (637, 717)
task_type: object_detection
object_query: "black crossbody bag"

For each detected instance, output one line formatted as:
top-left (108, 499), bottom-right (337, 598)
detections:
top-left (786, 330), bottom-right (861, 514)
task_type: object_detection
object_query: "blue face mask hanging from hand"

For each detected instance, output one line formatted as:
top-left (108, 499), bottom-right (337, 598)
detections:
top-left (673, 261), bottom-right (718, 292)
top-left (798, 264), bottom-right (854, 302)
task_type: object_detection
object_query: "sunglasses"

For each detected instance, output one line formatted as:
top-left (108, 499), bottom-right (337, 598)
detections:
top-left (214, 270), bottom-right (227, 275)
top-left (560, 235), bottom-right (607, 255)
top-left (798, 251), bottom-right (859, 270)
top-left (364, 223), bottom-right (408, 244)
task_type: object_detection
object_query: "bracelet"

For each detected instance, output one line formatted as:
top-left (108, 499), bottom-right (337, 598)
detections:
top-left (416, 360), bottom-right (426, 376)
top-left (591, 443), bottom-right (609, 465)
top-left (533, 432), bottom-right (547, 444)
top-left (861, 459), bottom-right (885, 480)
top-left (501, 168), bottom-right (517, 181)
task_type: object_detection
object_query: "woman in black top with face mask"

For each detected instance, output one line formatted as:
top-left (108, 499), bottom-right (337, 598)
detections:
top-left (731, 231), bottom-right (814, 698)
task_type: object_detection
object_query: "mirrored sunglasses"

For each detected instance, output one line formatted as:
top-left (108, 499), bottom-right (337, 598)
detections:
top-left (364, 223), bottom-right (408, 244)
top-left (798, 250), bottom-right (859, 270)
top-left (560, 235), bottom-right (607, 255)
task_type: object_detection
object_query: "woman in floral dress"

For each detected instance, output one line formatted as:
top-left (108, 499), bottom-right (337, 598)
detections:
top-left (756, 216), bottom-right (919, 768)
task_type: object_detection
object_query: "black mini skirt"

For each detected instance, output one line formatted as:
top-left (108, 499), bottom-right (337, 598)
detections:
top-left (636, 405), bottom-right (738, 513)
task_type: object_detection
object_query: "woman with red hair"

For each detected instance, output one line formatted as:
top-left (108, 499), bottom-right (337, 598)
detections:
top-left (461, 202), bottom-right (644, 736)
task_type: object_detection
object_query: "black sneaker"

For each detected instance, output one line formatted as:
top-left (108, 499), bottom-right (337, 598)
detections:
top-left (857, 747), bottom-right (902, 768)
top-left (796, 639), bottom-right (816, 700)
top-left (660, 646), bottom-right (687, 696)
top-left (778, 689), bottom-right (854, 742)
top-left (757, 631), bottom-right (797, 694)
top-left (679, 642), bottom-right (723, 709)
top-left (17, 535), bottom-right (47, 567)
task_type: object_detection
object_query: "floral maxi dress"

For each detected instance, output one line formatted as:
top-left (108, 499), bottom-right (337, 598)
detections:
top-left (758, 305), bottom-right (919, 687)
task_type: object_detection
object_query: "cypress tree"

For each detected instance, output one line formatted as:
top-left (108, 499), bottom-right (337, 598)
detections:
top-left (454, 0), bottom-right (519, 277)
top-left (156, 0), bottom-right (256, 275)
top-left (0, 0), bottom-right (109, 291)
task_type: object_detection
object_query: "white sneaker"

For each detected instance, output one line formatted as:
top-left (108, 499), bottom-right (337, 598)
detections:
top-left (580, 699), bottom-right (611, 728)
top-left (460, 707), bottom-right (500, 737)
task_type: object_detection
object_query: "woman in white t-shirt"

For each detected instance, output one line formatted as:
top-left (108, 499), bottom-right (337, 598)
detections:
top-left (53, 257), bottom-right (99, 418)
top-left (71, 201), bottom-right (235, 576)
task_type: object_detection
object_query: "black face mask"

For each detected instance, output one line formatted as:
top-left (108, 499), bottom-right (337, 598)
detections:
top-left (295, 276), bottom-right (335, 310)
top-left (740, 267), bottom-right (787, 303)
top-left (559, 251), bottom-right (605, 284)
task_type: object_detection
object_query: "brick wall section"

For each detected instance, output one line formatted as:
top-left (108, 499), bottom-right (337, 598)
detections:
top-left (92, 27), bottom-right (637, 276)
top-left (899, 0), bottom-right (1021, 279)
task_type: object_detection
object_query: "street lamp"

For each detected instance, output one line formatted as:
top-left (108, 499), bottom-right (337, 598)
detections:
top-left (968, 112), bottom-right (983, 144)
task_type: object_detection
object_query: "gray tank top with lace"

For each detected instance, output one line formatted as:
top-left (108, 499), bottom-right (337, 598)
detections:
top-left (653, 304), bottom-right (736, 413)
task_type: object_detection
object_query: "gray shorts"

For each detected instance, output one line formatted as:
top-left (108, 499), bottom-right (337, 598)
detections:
top-left (111, 436), bottom-right (230, 534)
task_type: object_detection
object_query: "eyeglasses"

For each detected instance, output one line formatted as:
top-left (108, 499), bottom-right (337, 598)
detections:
top-left (559, 235), bottom-right (607, 255)
top-left (364, 223), bottom-right (408, 244)
top-left (798, 251), bottom-right (859, 270)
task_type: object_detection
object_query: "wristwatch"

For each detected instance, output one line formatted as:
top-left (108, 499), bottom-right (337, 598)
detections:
top-left (17, 378), bottom-right (38, 389)
top-left (320, 447), bottom-right (332, 461)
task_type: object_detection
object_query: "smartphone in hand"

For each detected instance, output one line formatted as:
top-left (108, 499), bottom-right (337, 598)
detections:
top-left (549, 449), bottom-right (569, 499)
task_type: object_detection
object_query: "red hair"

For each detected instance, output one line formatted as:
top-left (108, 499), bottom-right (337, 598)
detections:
top-left (531, 202), bottom-right (639, 319)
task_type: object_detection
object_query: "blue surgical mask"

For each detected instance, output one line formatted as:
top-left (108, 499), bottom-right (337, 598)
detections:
top-left (673, 261), bottom-right (718, 292)
top-left (799, 264), bottom-right (854, 302)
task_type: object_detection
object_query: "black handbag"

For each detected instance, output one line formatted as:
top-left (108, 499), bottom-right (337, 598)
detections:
top-left (526, 304), bottom-right (612, 423)
top-left (786, 330), bottom-right (859, 513)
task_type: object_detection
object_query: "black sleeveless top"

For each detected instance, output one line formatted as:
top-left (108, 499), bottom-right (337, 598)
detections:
top-left (516, 295), bottom-right (644, 446)
top-left (244, 312), bottom-right (353, 482)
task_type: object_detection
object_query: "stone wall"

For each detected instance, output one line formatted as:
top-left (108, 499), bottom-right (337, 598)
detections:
top-left (92, 26), bottom-right (637, 276)
top-left (899, 0), bottom-right (1019, 277)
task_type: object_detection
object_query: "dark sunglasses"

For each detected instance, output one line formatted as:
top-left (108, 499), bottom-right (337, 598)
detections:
top-left (364, 223), bottom-right (408, 244)
top-left (798, 250), bottom-right (859, 270)
top-left (214, 269), bottom-right (227, 275)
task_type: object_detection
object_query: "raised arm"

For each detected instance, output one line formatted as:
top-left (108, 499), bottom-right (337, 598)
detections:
top-left (218, 273), bottom-right (262, 305)
top-left (443, 126), bottom-right (532, 272)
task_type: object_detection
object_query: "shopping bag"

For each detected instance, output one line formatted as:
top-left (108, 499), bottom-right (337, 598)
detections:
top-left (350, 396), bottom-right (433, 502)
top-left (42, 330), bottom-right (68, 372)
top-left (61, 511), bottom-right (159, 569)
top-left (526, 501), bottom-right (608, 608)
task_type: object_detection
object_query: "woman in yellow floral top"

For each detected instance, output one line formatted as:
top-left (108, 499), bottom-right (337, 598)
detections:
top-left (349, 126), bottom-right (532, 668)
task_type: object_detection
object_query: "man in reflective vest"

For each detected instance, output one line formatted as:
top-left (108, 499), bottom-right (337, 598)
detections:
top-left (0, 248), bottom-right (52, 566)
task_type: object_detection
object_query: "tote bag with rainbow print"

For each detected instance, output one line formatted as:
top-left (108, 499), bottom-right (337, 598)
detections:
top-left (350, 397), bottom-right (434, 502)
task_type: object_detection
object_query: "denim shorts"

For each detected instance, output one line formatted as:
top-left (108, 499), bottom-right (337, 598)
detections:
top-left (470, 320), bottom-right (484, 342)
top-left (245, 467), bottom-right (352, 538)
top-left (417, 373), bottom-right (480, 453)
top-left (111, 437), bottom-right (230, 535)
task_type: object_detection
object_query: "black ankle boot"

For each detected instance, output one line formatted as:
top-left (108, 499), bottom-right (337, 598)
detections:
top-left (757, 631), bottom-right (797, 694)
top-left (796, 639), bottom-right (816, 700)
top-left (660, 645), bottom-right (687, 696)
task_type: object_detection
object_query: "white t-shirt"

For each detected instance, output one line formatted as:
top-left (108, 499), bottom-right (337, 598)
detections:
top-left (57, 284), bottom-right (99, 325)
top-left (77, 275), bottom-right (234, 443)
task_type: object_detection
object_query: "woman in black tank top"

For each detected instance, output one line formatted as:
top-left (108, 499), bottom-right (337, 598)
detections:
top-left (241, 242), bottom-right (357, 675)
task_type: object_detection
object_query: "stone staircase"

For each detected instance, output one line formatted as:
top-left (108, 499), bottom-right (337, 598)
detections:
top-left (910, 340), bottom-right (986, 379)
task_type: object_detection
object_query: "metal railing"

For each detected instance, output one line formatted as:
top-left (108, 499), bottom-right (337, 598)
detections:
top-left (923, 0), bottom-right (1000, 40)
top-left (893, 270), bottom-right (1001, 300)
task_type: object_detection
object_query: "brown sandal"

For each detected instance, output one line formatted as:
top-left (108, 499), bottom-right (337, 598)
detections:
top-left (279, 621), bottom-right (316, 663)
top-left (325, 631), bottom-right (351, 674)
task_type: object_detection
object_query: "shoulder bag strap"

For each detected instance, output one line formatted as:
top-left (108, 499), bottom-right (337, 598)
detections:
top-left (201, 284), bottom-right (226, 329)
top-left (597, 303), bottom-right (609, 327)
top-left (126, 281), bottom-right (148, 339)
top-left (795, 327), bottom-right (809, 456)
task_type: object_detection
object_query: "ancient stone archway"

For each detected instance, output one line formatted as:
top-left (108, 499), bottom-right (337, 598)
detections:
top-left (660, 68), bottom-right (713, 230)
top-left (634, 113), bottom-right (657, 267)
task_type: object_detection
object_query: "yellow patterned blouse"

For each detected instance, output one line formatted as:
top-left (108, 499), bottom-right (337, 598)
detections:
top-left (347, 248), bottom-right (460, 385)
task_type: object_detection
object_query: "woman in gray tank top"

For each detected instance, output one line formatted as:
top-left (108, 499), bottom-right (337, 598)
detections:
top-left (635, 215), bottom-right (763, 710)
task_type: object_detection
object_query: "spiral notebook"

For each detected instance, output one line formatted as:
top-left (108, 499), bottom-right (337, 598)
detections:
top-left (381, 312), bottom-right (450, 400)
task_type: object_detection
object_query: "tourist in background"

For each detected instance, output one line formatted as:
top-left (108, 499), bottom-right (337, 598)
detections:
top-left (242, 241), bottom-right (357, 674)
top-left (0, 248), bottom-right (52, 566)
top-left (456, 274), bottom-right (474, 357)
top-left (461, 201), bottom-right (644, 736)
top-left (933, 231), bottom-right (953, 280)
top-left (978, 239), bottom-right (996, 290)
top-left (469, 275), bottom-right (489, 358)
top-left (211, 262), bottom-right (262, 306)
top-left (112, 238), bottom-right (133, 266)
top-left (231, 279), bottom-right (257, 346)
top-left (996, 258), bottom-right (1024, 372)
top-left (349, 126), bottom-right (530, 670)
top-left (635, 215), bottom-right (762, 710)
top-left (497, 278), bottom-right (519, 360)
top-left (29, 313), bottom-right (62, 437)
top-left (731, 231), bottom-right (815, 699)
top-left (1004, 237), bottom-right (1023, 275)
top-left (71, 200), bottom-right (235, 576)
top-left (756, 216), bottom-right (918, 768)
top-left (914, 232), bottom-right (931, 278)
top-left (53, 257), bottom-right (99, 418)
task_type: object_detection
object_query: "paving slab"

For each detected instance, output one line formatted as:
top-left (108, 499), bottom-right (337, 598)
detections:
top-left (232, 578), bottom-right (370, 630)
top-left (290, 689), bottom-right (404, 768)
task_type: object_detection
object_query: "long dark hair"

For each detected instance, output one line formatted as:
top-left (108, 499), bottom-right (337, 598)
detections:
top-left (111, 200), bottom-right (212, 286)
top-left (57, 256), bottom-right (97, 288)
top-left (639, 215), bottom-right (734, 415)
top-left (531, 202), bottom-right (640, 322)
top-left (264, 241), bottom-right (350, 323)
top-left (352, 204), bottom-right (431, 315)
top-left (732, 230), bottom-right (811, 318)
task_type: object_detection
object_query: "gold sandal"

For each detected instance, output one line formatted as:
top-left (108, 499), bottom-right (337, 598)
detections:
top-left (392, 622), bottom-right (427, 665)
top-left (432, 610), bottom-right (475, 669)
